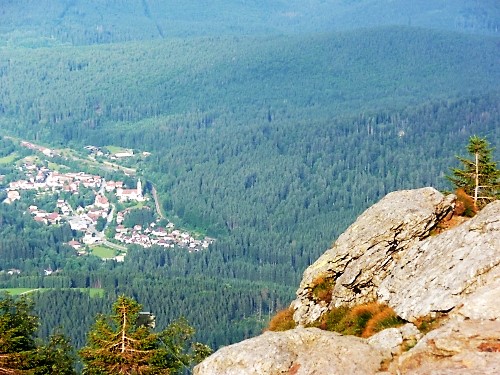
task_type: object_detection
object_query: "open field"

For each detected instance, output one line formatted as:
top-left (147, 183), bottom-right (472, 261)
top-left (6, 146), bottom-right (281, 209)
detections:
top-left (0, 288), bottom-right (39, 295)
top-left (80, 288), bottom-right (105, 297)
top-left (90, 245), bottom-right (116, 259)
top-left (0, 153), bottom-right (18, 164)
top-left (0, 288), bottom-right (104, 297)
top-left (105, 145), bottom-right (130, 154)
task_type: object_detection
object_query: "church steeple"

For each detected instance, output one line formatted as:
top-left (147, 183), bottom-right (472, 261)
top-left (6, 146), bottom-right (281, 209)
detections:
top-left (137, 179), bottom-right (142, 196)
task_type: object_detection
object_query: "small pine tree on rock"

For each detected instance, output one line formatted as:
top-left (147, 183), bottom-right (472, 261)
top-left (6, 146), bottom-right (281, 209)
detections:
top-left (447, 135), bottom-right (500, 209)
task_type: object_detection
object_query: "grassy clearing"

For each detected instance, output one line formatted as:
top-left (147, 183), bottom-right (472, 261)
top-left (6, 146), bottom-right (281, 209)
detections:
top-left (77, 288), bottom-right (105, 297)
top-left (0, 288), bottom-right (40, 295)
top-left (122, 201), bottom-right (145, 210)
top-left (47, 161), bottom-right (70, 171)
top-left (20, 155), bottom-right (40, 164)
top-left (105, 145), bottom-right (129, 154)
top-left (0, 288), bottom-right (104, 297)
top-left (0, 152), bottom-right (18, 164)
top-left (91, 245), bottom-right (116, 259)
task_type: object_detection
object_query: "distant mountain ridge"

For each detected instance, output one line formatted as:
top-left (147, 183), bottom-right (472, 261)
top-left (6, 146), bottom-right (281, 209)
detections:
top-left (0, 0), bottom-right (498, 46)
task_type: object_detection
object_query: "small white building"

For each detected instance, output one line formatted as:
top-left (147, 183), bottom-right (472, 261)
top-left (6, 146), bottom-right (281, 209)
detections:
top-left (114, 150), bottom-right (134, 158)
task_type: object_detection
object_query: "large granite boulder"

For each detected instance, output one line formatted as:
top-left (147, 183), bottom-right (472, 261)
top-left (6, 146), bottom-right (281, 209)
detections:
top-left (292, 187), bottom-right (455, 325)
top-left (395, 318), bottom-right (500, 375)
top-left (378, 200), bottom-right (500, 321)
top-left (193, 327), bottom-right (386, 375)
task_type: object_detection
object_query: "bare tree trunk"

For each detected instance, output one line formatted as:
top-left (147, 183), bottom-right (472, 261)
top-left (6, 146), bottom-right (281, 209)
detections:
top-left (121, 311), bottom-right (127, 353)
top-left (474, 151), bottom-right (479, 205)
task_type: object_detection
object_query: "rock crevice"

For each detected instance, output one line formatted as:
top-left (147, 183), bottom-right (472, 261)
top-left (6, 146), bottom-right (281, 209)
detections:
top-left (292, 187), bottom-right (455, 324)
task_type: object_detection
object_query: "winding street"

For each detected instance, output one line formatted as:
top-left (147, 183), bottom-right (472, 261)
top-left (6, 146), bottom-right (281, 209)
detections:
top-left (151, 185), bottom-right (165, 220)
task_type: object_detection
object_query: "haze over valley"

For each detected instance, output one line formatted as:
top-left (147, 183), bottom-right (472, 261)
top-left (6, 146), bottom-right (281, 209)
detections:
top-left (0, 1), bottom-right (498, 367)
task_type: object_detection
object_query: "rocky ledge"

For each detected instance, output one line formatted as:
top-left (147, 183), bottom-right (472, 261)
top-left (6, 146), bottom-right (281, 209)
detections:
top-left (195, 188), bottom-right (500, 374)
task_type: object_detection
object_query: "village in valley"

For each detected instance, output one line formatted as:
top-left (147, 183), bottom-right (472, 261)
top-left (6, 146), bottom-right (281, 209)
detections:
top-left (2, 140), bottom-right (214, 264)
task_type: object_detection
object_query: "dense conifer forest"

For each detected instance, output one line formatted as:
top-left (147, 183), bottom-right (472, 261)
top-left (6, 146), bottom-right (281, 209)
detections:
top-left (0, 1), bottom-right (499, 370)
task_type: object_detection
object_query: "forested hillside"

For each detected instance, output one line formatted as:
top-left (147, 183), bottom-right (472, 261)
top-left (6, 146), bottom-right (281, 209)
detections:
top-left (0, 1), bottom-right (499, 364)
top-left (0, 28), bottom-right (498, 141)
top-left (0, 0), bottom-right (498, 46)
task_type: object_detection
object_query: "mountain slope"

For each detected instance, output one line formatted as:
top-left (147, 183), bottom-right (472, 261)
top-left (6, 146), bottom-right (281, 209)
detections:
top-left (0, 27), bottom-right (498, 138)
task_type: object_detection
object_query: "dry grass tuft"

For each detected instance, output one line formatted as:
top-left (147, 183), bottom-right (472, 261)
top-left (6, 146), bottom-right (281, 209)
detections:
top-left (361, 306), bottom-right (401, 338)
top-left (455, 188), bottom-right (477, 217)
top-left (342, 302), bottom-right (384, 336)
top-left (266, 308), bottom-right (296, 332)
top-left (310, 275), bottom-right (335, 304)
top-left (308, 302), bottom-right (403, 338)
top-left (414, 314), bottom-right (446, 334)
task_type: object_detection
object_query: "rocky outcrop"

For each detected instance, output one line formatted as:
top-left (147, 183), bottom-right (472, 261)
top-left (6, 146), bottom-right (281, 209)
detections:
top-left (395, 318), bottom-right (500, 375)
top-left (378, 200), bottom-right (500, 321)
top-left (193, 327), bottom-right (386, 375)
top-left (367, 323), bottom-right (422, 359)
top-left (394, 273), bottom-right (500, 374)
top-left (195, 189), bottom-right (500, 375)
top-left (292, 187), bottom-right (455, 325)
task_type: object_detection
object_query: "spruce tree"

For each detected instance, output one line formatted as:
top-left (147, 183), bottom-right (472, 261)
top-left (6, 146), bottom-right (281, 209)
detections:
top-left (0, 293), bottom-right (75, 375)
top-left (79, 295), bottom-right (211, 375)
top-left (447, 135), bottom-right (500, 209)
top-left (0, 293), bottom-right (38, 374)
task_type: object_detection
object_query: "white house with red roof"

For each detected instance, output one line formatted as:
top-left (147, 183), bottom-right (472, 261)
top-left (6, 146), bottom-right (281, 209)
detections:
top-left (94, 194), bottom-right (110, 210)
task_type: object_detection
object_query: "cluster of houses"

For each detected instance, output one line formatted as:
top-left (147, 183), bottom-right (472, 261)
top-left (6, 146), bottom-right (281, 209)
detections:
top-left (7, 164), bottom-right (103, 196)
top-left (113, 219), bottom-right (213, 252)
top-left (5, 163), bottom-right (143, 203)
top-left (20, 141), bottom-right (58, 158)
top-left (3, 161), bottom-right (213, 257)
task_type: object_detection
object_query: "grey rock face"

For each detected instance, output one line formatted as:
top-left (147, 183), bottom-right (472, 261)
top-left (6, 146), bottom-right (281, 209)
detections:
top-left (458, 267), bottom-right (500, 320)
top-left (292, 188), bottom-right (455, 325)
top-left (396, 317), bottom-right (500, 375)
top-left (367, 328), bottom-right (403, 358)
top-left (367, 323), bottom-right (421, 359)
top-left (193, 327), bottom-right (385, 375)
top-left (378, 200), bottom-right (500, 321)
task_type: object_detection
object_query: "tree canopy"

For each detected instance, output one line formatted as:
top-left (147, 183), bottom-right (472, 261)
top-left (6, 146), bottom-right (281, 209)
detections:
top-left (448, 135), bottom-right (500, 209)
top-left (79, 295), bottom-right (211, 375)
top-left (0, 293), bottom-right (75, 375)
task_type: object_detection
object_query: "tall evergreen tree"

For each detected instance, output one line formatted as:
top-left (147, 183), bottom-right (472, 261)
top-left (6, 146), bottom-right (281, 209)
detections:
top-left (447, 135), bottom-right (500, 209)
top-left (0, 293), bottom-right (75, 375)
top-left (79, 295), bottom-right (211, 375)
top-left (0, 293), bottom-right (38, 374)
top-left (32, 333), bottom-right (76, 375)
